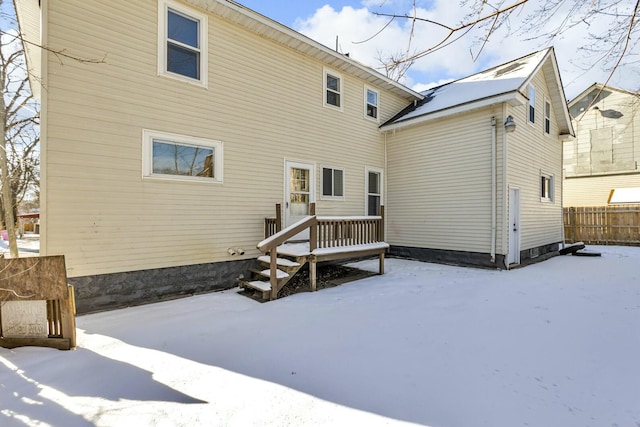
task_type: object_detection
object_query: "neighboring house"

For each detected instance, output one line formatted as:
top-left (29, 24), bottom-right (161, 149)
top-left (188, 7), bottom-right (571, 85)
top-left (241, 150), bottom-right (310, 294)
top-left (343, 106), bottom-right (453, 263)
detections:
top-left (14, 0), bottom-right (572, 312)
top-left (564, 83), bottom-right (640, 206)
top-left (381, 48), bottom-right (573, 268)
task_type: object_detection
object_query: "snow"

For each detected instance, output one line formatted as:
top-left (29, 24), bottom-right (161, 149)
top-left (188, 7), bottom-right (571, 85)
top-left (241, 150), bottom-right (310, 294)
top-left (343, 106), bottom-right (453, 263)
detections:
top-left (2, 245), bottom-right (639, 427)
top-left (389, 49), bottom-right (548, 124)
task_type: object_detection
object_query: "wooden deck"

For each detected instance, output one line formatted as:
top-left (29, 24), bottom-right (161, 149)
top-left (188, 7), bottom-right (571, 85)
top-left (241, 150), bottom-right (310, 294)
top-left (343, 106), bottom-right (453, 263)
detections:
top-left (243, 203), bottom-right (388, 300)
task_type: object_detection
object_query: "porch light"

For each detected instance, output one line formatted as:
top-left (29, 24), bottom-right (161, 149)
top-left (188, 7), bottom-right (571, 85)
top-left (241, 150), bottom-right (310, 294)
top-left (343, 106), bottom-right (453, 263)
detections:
top-left (504, 115), bottom-right (516, 133)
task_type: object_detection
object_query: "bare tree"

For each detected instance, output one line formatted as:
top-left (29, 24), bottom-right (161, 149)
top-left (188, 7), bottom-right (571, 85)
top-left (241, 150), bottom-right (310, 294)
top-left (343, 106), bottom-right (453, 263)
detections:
top-left (1, 9), bottom-right (39, 258)
top-left (365, 0), bottom-right (640, 85)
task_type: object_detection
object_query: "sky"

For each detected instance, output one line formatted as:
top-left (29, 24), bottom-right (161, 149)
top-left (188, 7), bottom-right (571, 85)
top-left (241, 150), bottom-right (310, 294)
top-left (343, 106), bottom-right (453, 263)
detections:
top-left (1, 246), bottom-right (639, 426)
top-left (1, 1), bottom-right (638, 99)
top-left (233, 0), bottom-right (640, 100)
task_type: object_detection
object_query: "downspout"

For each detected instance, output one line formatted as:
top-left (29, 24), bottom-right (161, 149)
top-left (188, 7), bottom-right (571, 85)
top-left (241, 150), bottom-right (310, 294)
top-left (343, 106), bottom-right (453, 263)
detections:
top-left (490, 117), bottom-right (497, 263)
top-left (502, 106), bottom-right (509, 269)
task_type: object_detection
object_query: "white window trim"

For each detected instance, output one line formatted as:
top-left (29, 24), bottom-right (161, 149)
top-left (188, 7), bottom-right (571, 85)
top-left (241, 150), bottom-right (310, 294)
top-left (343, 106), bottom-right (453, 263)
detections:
top-left (364, 86), bottom-right (379, 122)
top-left (323, 67), bottom-right (343, 111)
top-left (528, 84), bottom-right (535, 125)
top-left (158, 0), bottom-right (208, 87)
top-left (540, 171), bottom-right (554, 202)
top-left (143, 129), bottom-right (223, 183)
top-left (320, 165), bottom-right (345, 200)
top-left (365, 166), bottom-right (383, 215)
top-left (543, 97), bottom-right (551, 136)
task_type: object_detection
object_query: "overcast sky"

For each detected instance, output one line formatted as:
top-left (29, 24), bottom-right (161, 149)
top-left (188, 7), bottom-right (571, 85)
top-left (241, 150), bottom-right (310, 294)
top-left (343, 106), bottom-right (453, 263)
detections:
top-left (236, 0), bottom-right (640, 100)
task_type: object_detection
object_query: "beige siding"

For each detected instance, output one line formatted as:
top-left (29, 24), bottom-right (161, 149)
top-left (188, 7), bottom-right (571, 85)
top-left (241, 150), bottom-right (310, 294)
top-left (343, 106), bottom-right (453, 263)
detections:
top-left (564, 174), bottom-right (640, 207)
top-left (505, 68), bottom-right (564, 252)
top-left (564, 87), bottom-right (640, 207)
top-left (42, 0), bottom-right (412, 277)
top-left (386, 106), bottom-right (506, 254)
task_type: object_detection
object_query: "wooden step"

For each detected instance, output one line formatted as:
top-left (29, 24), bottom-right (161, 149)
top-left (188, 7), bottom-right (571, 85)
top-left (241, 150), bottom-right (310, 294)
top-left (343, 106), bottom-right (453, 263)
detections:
top-left (257, 269), bottom-right (289, 279)
top-left (243, 280), bottom-right (271, 292)
top-left (257, 255), bottom-right (301, 268)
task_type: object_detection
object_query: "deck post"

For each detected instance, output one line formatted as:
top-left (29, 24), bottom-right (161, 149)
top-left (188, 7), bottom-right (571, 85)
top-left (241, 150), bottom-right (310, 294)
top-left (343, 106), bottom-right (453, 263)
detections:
top-left (275, 203), bottom-right (282, 233)
top-left (379, 252), bottom-right (385, 275)
top-left (269, 248), bottom-right (278, 300)
top-left (380, 205), bottom-right (385, 241)
top-left (310, 256), bottom-right (317, 292)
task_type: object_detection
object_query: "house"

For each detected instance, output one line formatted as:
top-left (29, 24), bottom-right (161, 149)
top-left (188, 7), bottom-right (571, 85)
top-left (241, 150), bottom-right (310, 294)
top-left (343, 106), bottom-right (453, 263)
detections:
top-left (563, 83), bottom-right (640, 207)
top-left (381, 48), bottom-right (574, 268)
top-left (13, 0), bottom-right (572, 312)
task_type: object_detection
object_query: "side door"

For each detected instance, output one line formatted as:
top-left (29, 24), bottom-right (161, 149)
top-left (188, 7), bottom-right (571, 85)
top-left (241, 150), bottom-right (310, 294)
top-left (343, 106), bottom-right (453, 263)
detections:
top-left (285, 161), bottom-right (315, 238)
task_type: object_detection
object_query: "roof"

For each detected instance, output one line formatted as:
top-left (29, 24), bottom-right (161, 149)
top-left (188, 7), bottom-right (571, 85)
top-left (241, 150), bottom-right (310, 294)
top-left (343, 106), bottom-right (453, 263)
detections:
top-left (381, 48), bottom-right (573, 136)
top-left (186, 0), bottom-right (423, 101)
top-left (569, 83), bottom-right (639, 106)
top-left (568, 83), bottom-right (639, 119)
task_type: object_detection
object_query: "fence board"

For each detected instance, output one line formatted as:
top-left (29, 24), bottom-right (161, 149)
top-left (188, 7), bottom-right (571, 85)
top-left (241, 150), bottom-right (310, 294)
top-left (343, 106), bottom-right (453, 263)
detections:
top-left (564, 205), bottom-right (640, 246)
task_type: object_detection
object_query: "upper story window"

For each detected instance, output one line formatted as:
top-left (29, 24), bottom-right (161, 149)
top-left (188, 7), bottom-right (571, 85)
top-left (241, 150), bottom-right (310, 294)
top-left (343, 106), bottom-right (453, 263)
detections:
top-left (544, 98), bottom-right (551, 135)
top-left (365, 87), bottom-right (379, 121)
top-left (322, 166), bottom-right (344, 199)
top-left (143, 130), bottom-right (223, 183)
top-left (158, 0), bottom-right (208, 86)
top-left (324, 68), bottom-right (343, 111)
top-left (528, 85), bottom-right (535, 124)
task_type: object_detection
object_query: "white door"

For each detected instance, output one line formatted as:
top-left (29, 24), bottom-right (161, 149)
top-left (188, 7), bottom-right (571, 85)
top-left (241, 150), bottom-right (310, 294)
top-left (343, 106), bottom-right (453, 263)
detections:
top-left (508, 187), bottom-right (521, 265)
top-left (285, 161), bottom-right (315, 237)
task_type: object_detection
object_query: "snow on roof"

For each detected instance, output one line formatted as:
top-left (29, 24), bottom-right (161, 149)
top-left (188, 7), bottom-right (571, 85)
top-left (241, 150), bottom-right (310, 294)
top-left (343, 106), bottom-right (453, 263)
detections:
top-left (385, 49), bottom-right (550, 126)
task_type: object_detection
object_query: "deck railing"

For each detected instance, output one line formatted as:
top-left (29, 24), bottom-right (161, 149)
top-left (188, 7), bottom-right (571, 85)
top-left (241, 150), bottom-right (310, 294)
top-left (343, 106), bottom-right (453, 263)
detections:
top-left (264, 204), bottom-right (385, 247)
top-left (315, 214), bottom-right (384, 248)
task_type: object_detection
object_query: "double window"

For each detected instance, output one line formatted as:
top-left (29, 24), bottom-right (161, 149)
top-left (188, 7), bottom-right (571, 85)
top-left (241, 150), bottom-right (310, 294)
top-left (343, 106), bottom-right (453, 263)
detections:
top-left (322, 167), bottom-right (344, 198)
top-left (324, 68), bottom-right (343, 110)
top-left (158, 0), bottom-right (207, 86)
top-left (143, 130), bottom-right (223, 182)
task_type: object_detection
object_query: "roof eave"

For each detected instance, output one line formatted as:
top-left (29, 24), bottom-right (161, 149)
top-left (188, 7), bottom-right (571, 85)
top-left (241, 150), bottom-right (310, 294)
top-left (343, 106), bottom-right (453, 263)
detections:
top-left (187, 0), bottom-right (423, 101)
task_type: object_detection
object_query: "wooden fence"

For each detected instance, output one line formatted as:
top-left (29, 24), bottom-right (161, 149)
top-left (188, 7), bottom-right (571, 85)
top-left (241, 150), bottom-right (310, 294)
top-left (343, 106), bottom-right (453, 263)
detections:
top-left (564, 205), bottom-right (640, 246)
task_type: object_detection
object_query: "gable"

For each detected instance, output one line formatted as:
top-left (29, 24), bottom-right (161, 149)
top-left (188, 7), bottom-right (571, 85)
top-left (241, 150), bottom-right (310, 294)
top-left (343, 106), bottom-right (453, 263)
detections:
top-left (382, 48), bottom-right (574, 136)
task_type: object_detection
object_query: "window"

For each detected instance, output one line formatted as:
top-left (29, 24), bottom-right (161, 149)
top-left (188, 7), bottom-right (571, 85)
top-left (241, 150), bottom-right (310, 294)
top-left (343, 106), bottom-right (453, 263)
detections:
top-left (366, 167), bottom-right (383, 215)
top-left (528, 85), bottom-right (535, 124)
top-left (322, 167), bottom-right (344, 198)
top-left (158, 0), bottom-right (207, 85)
top-left (365, 87), bottom-right (379, 120)
top-left (544, 98), bottom-right (551, 135)
top-left (540, 173), bottom-right (553, 201)
top-left (143, 130), bottom-right (223, 182)
top-left (324, 68), bottom-right (342, 110)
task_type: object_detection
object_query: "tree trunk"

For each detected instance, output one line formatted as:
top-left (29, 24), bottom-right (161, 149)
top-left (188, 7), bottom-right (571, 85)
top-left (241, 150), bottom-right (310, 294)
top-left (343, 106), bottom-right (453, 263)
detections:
top-left (0, 61), bottom-right (19, 258)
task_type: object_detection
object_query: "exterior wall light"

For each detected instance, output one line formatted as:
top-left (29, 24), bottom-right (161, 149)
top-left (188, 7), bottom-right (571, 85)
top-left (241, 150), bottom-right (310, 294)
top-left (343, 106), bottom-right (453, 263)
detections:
top-left (504, 115), bottom-right (516, 133)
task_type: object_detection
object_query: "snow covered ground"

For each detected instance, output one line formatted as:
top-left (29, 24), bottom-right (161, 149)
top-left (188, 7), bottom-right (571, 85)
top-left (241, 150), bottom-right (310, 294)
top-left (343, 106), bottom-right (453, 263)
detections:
top-left (1, 246), bottom-right (639, 427)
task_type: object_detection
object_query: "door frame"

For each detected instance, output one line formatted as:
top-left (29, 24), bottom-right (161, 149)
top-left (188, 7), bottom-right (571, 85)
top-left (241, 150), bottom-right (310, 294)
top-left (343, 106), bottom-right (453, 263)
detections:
top-left (284, 160), bottom-right (316, 228)
top-left (508, 186), bottom-right (521, 266)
